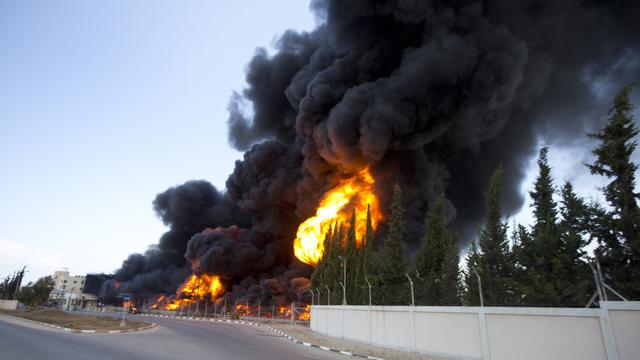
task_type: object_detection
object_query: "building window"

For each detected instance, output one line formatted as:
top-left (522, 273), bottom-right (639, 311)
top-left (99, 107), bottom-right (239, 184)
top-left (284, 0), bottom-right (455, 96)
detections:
top-left (63, 280), bottom-right (67, 283)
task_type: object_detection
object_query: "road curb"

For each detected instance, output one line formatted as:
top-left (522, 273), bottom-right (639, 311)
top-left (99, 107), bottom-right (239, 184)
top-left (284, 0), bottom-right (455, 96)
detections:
top-left (135, 313), bottom-right (385, 360)
top-left (2, 314), bottom-right (157, 334)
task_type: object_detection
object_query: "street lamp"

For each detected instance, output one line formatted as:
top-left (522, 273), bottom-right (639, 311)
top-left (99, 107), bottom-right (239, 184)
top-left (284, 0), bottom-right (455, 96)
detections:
top-left (337, 255), bottom-right (347, 305)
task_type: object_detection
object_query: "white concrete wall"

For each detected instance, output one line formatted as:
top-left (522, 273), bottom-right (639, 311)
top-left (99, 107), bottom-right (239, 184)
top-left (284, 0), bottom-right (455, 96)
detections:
top-left (311, 301), bottom-right (640, 360)
top-left (603, 302), bottom-right (640, 360)
top-left (0, 299), bottom-right (18, 310)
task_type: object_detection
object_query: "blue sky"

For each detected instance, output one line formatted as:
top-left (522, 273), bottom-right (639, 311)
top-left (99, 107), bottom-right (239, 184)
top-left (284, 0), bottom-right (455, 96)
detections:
top-left (1, 1), bottom-right (637, 284)
top-left (0, 1), bottom-right (316, 283)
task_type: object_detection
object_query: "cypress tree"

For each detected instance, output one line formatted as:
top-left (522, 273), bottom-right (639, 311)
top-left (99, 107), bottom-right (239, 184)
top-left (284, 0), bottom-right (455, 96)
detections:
top-left (345, 209), bottom-right (359, 304)
top-left (371, 184), bottom-right (408, 305)
top-left (354, 204), bottom-right (375, 305)
top-left (311, 227), bottom-right (333, 305)
top-left (475, 166), bottom-right (517, 306)
top-left (412, 196), bottom-right (460, 305)
top-left (557, 182), bottom-right (592, 306)
top-left (587, 85), bottom-right (640, 298)
top-left (330, 222), bottom-right (346, 305)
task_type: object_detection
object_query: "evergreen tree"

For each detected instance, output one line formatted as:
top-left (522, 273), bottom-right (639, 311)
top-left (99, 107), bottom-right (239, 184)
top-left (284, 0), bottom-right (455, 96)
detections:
top-left (329, 222), bottom-right (346, 305)
top-left (556, 182), bottom-right (592, 306)
top-left (370, 184), bottom-right (408, 305)
top-left (311, 228), bottom-right (333, 305)
top-left (474, 166), bottom-right (517, 306)
top-left (516, 146), bottom-right (562, 306)
top-left (353, 204), bottom-right (375, 305)
top-left (587, 85), bottom-right (640, 298)
top-left (463, 242), bottom-right (481, 305)
top-left (15, 276), bottom-right (55, 311)
top-left (412, 196), bottom-right (460, 305)
top-left (345, 209), bottom-right (359, 304)
top-left (510, 224), bottom-right (531, 305)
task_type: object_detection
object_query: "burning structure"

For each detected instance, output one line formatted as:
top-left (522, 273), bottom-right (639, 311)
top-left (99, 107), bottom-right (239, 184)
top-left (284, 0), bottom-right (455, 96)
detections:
top-left (102, 0), bottom-right (639, 309)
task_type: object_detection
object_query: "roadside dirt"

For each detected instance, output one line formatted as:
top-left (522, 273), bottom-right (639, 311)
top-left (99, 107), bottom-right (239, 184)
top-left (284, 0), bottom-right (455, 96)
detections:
top-left (265, 322), bottom-right (449, 360)
top-left (1, 309), bottom-right (150, 331)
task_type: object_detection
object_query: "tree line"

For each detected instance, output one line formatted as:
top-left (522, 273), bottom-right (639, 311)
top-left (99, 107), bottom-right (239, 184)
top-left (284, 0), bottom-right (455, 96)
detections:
top-left (311, 86), bottom-right (639, 307)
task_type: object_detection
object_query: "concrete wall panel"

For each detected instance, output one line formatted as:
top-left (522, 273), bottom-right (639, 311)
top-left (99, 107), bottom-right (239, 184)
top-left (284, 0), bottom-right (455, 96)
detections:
top-left (414, 311), bottom-right (482, 359)
top-left (486, 314), bottom-right (605, 360)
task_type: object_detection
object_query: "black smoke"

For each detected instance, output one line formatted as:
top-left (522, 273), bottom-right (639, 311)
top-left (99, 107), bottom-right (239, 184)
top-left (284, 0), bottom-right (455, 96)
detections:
top-left (104, 0), bottom-right (640, 304)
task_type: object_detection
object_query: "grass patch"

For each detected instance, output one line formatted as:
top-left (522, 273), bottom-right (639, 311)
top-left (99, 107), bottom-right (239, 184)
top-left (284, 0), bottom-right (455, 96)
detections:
top-left (2, 309), bottom-right (150, 331)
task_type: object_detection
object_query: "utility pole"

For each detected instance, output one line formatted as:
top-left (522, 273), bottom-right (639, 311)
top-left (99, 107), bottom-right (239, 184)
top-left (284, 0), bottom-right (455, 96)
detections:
top-left (339, 281), bottom-right (346, 306)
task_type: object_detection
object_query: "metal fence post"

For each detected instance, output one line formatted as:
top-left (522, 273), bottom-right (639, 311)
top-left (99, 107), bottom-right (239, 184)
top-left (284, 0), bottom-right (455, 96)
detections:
top-left (472, 267), bottom-right (484, 307)
top-left (290, 302), bottom-right (295, 326)
top-left (405, 273), bottom-right (415, 307)
top-left (365, 277), bottom-right (372, 344)
top-left (405, 273), bottom-right (416, 351)
top-left (365, 277), bottom-right (372, 306)
top-left (338, 255), bottom-right (347, 305)
top-left (325, 285), bottom-right (331, 306)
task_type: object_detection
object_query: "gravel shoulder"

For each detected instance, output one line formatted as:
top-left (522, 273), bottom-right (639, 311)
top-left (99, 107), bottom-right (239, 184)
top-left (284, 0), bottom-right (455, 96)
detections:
top-left (264, 322), bottom-right (449, 360)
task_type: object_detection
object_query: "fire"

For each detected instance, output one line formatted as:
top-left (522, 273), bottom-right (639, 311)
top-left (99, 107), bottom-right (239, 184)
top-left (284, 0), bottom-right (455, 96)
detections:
top-left (293, 167), bottom-right (381, 265)
top-left (298, 304), bottom-right (310, 321)
top-left (235, 303), bottom-right (249, 316)
top-left (155, 273), bottom-right (224, 311)
top-left (277, 305), bottom-right (290, 317)
top-left (177, 273), bottom-right (224, 299)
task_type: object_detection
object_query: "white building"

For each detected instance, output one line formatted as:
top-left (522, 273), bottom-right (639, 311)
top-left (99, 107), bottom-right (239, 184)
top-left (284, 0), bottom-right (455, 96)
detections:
top-left (48, 270), bottom-right (98, 309)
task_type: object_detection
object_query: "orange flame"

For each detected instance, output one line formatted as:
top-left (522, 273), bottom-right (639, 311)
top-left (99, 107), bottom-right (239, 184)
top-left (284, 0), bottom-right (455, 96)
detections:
top-left (156, 273), bottom-right (224, 311)
top-left (298, 304), bottom-right (310, 321)
top-left (235, 303), bottom-right (249, 316)
top-left (293, 167), bottom-right (381, 265)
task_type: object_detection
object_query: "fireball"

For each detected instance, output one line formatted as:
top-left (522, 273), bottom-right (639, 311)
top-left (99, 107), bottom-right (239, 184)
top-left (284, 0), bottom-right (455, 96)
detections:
top-left (293, 167), bottom-right (381, 265)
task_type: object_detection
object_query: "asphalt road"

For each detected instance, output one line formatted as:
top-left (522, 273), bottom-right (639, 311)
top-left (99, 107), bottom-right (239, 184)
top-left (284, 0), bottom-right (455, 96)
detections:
top-left (0, 313), bottom-right (347, 360)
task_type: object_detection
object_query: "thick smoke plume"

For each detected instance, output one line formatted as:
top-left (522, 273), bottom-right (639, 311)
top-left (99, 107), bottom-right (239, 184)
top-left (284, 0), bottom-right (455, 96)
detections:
top-left (103, 0), bottom-right (639, 304)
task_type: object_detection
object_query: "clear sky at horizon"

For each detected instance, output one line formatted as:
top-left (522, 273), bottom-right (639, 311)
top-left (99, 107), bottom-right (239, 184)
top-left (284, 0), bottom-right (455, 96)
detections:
top-left (1, 1), bottom-right (638, 284)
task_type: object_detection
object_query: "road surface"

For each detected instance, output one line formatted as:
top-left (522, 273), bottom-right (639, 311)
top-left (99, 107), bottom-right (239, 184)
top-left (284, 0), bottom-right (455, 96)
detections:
top-left (0, 313), bottom-right (347, 360)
